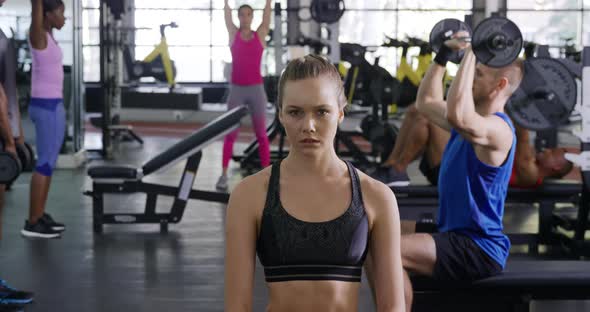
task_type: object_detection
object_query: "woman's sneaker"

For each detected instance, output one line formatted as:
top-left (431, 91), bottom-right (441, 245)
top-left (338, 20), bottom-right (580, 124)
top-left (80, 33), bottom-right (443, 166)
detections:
top-left (0, 279), bottom-right (34, 305)
top-left (40, 213), bottom-right (65, 232)
top-left (20, 219), bottom-right (61, 239)
top-left (215, 175), bottom-right (228, 191)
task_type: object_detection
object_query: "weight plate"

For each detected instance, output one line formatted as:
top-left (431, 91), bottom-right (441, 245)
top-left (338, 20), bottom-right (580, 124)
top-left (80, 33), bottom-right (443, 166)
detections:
top-left (507, 57), bottom-right (577, 131)
top-left (0, 152), bottom-right (21, 184)
top-left (22, 142), bottom-right (35, 172)
top-left (310, 0), bottom-right (345, 24)
top-left (429, 18), bottom-right (471, 64)
top-left (472, 16), bottom-right (523, 68)
top-left (15, 143), bottom-right (30, 171)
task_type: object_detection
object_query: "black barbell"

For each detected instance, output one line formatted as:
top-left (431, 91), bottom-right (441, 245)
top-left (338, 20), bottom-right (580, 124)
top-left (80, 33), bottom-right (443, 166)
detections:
top-left (429, 16), bottom-right (578, 131)
top-left (429, 16), bottom-right (523, 68)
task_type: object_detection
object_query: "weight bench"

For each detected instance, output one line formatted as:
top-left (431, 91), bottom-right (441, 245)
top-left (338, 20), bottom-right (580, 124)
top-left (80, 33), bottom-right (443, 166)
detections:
top-left (411, 260), bottom-right (590, 312)
top-left (391, 181), bottom-right (585, 253)
top-left (84, 106), bottom-right (248, 233)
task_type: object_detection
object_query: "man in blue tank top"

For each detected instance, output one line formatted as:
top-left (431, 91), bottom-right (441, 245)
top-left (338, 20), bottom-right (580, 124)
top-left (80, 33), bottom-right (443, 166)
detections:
top-left (367, 33), bottom-right (524, 311)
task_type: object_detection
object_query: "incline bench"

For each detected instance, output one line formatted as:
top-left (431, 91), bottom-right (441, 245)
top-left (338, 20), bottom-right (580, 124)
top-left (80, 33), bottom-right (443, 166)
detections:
top-left (84, 106), bottom-right (248, 233)
top-left (411, 260), bottom-right (590, 312)
top-left (391, 182), bottom-right (588, 254)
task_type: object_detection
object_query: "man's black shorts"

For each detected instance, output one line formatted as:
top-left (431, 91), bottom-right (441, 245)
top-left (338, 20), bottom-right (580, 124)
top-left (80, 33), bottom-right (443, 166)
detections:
top-left (431, 231), bottom-right (502, 281)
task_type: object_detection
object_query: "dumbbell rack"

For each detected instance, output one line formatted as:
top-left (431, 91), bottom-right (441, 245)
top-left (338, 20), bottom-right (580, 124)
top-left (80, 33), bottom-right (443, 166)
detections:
top-left (561, 46), bottom-right (590, 256)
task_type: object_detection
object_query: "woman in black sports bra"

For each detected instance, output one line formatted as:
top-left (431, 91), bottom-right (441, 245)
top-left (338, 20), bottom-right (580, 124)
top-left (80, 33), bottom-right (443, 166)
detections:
top-left (225, 55), bottom-right (405, 311)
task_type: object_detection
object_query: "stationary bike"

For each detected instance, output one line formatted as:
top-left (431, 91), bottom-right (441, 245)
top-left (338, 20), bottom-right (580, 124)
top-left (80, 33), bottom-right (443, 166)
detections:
top-left (124, 22), bottom-right (178, 89)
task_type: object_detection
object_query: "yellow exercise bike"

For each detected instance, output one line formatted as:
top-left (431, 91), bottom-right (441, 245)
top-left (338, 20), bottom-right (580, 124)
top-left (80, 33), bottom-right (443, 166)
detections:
top-left (124, 22), bottom-right (178, 90)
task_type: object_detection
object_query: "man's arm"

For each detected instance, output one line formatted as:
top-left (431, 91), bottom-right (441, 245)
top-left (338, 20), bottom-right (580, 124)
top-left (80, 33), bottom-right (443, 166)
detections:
top-left (445, 48), bottom-right (513, 164)
top-left (30, 0), bottom-right (47, 50)
top-left (415, 63), bottom-right (451, 132)
top-left (257, 0), bottom-right (273, 45)
top-left (512, 124), bottom-right (540, 186)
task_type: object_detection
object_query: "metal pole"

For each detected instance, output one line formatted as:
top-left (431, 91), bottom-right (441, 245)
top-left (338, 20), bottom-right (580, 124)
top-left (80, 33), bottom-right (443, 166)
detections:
top-left (99, 0), bottom-right (112, 158)
top-left (72, 0), bottom-right (85, 152)
top-left (274, 2), bottom-right (284, 74)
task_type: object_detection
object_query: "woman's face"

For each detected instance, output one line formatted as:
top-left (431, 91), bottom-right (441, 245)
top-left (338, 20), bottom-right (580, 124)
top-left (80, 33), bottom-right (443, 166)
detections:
top-left (46, 4), bottom-right (66, 30)
top-left (238, 7), bottom-right (253, 29)
top-left (279, 75), bottom-right (344, 157)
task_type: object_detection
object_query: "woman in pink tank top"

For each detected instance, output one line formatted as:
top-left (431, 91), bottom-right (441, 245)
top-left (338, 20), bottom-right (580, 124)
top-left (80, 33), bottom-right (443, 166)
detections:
top-left (216, 0), bottom-right (273, 191)
top-left (21, 0), bottom-right (67, 239)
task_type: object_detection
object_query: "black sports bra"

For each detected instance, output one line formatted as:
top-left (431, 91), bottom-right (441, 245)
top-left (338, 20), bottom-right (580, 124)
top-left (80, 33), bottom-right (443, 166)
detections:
top-left (256, 160), bottom-right (369, 283)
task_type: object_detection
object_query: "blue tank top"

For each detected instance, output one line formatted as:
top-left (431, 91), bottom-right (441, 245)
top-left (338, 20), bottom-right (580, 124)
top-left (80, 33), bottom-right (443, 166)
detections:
top-left (437, 112), bottom-right (515, 268)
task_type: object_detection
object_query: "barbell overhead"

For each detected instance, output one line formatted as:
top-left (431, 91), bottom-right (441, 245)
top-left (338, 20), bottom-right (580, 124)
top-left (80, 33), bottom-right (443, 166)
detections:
top-left (472, 16), bottom-right (523, 68)
top-left (429, 18), bottom-right (471, 64)
top-left (429, 16), bottom-right (523, 68)
top-left (507, 57), bottom-right (577, 131)
top-left (309, 0), bottom-right (345, 24)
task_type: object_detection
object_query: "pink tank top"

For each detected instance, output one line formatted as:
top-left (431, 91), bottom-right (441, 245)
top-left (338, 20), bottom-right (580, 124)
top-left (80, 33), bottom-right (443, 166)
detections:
top-left (230, 31), bottom-right (264, 85)
top-left (30, 32), bottom-right (64, 99)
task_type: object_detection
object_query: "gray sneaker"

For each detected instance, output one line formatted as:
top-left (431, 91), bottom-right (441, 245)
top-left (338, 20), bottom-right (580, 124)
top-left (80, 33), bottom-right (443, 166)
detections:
top-left (372, 166), bottom-right (410, 187)
top-left (215, 175), bottom-right (228, 191)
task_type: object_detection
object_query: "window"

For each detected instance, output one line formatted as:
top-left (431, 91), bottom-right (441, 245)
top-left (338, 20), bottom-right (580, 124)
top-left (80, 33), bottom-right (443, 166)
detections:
top-left (0, 5), bottom-right (73, 65)
top-left (79, 0), bottom-right (472, 83)
top-left (82, 4), bottom-right (99, 81)
top-left (506, 0), bottom-right (587, 58)
top-left (339, 1), bottom-right (471, 78)
top-left (508, 0), bottom-right (581, 10)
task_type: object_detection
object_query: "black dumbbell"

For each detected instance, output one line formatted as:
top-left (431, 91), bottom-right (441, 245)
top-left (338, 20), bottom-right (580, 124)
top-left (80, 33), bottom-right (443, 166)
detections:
top-left (24, 142), bottom-right (36, 171)
top-left (15, 141), bottom-right (35, 172)
top-left (0, 140), bottom-right (22, 185)
top-left (430, 16), bottom-right (523, 68)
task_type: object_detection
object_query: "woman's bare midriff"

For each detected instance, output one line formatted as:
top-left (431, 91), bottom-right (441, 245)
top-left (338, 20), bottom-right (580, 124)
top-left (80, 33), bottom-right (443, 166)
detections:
top-left (266, 280), bottom-right (361, 312)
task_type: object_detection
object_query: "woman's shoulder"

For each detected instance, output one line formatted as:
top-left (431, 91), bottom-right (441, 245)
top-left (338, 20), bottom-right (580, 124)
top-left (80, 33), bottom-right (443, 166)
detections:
top-left (355, 168), bottom-right (393, 197)
top-left (354, 167), bottom-right (397, 217)
top-left (229, 166), bottom-right (273, 204)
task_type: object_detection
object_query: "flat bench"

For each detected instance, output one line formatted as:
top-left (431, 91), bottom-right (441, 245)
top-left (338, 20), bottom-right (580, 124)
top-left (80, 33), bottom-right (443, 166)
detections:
top-left (84, 106), bottom-right (248, 233)
top-left (411, 260), bottom-right (590, 312)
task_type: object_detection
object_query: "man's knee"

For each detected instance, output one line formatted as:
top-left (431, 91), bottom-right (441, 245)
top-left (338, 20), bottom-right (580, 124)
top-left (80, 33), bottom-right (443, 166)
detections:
top-left (401, 220), bottom-right (417, 235)
top-left (401, 234), bottom-right (437, 275)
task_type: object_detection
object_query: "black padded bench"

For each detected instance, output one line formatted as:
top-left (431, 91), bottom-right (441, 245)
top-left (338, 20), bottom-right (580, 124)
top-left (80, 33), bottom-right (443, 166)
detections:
top-left (411, 260), bottom-right (590, 312)
top-left (84, 106), bottom-right (249, 233)
top-left (391, 182), bottom-right (586, 254)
